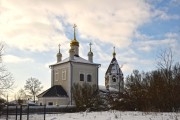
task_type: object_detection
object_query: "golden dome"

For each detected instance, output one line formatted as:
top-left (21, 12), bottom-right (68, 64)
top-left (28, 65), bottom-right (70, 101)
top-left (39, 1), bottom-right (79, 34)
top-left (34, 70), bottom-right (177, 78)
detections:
top-left (70, 39), bottom-right (79, 46)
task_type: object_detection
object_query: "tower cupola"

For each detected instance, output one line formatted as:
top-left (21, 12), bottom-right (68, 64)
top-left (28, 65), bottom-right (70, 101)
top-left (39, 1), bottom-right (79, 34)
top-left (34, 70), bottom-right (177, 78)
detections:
top-left (88, 42), bottom-right (93, 62)
top-left (105, 47), bottom-right (124, 92)
top-left (113, 46), bottom-right (116, 58)
top-left (57, 44), bottom-right (62, 62)
top-left (70, 24), bottom-right (79, 56)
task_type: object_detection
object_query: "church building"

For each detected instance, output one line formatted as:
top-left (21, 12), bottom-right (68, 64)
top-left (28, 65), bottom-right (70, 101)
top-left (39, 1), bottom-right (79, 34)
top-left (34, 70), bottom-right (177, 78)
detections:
top-left (37, 25), bottom-right (101, 106)
top-left (105, 47), bottom-right (124, 93)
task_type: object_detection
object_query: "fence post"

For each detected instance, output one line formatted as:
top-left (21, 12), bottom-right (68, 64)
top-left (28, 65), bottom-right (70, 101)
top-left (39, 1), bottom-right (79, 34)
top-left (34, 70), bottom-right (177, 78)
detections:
top-left (20, 105), bottom-right (22, 120)
top-left (15, 105), bottom-right (17, 120)
top-left (44, 105), bottom-right (46, 120)
top-left (27, 105), bottom-right (29, 120)
top-left (6, 105), bottom-right (8, 120)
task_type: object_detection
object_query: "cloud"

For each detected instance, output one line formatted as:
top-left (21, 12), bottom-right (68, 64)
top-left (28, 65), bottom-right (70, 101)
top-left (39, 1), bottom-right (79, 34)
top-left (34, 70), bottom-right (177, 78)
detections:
top-left (165, 33), bottom-right (179, 38)
top-left (3, 55), bottom-right (34, 63)
top-left (153, 9), bottom-right (180, 20)
top-left (133, 32), bottom-right (178, 52)
top-left (121, 64), bottom-right (135, 75)
top-left (0, 0), bottom-right (152, 52)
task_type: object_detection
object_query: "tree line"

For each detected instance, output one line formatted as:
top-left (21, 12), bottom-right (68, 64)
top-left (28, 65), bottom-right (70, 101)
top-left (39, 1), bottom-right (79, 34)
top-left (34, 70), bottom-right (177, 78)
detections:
top-left (121, 49), bottom-right (180, 112)
top-left (72, 49), bottom-right (180, 112)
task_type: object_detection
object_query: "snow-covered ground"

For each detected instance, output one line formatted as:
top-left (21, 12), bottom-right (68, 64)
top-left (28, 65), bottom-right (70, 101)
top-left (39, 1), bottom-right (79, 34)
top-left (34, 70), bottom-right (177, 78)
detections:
top-left (1, 110), bottom-right (180, 120)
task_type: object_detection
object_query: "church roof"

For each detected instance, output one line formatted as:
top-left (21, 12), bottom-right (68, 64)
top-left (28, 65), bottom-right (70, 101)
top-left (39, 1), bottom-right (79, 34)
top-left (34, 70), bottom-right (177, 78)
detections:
top-left (37, 85), bottom-right (68, 98)
top-left (50, 56), bottom-right (100, 66)
top-left (105, 57), bottom-right (122, 75)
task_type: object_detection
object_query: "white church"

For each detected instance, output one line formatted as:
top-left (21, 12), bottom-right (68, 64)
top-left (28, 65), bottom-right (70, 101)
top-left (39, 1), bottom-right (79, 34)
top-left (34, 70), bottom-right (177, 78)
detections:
top-left (37, 25), bottom-right (124, 106)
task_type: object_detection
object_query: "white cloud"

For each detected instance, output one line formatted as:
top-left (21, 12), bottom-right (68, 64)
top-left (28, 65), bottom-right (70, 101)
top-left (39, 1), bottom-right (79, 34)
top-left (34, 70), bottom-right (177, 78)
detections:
top-left (0, 0), bottom-right (152, 52)
top-left (122, 64), bottom-right (135, 74)
top-left (3, 55), bottom-right (34, 63)
top-left (152, 9), bottom-right (180, 20)
top-left (165, 33), bottom-right (179, 38)
top-left (134, 32), bottom-right (178, 52)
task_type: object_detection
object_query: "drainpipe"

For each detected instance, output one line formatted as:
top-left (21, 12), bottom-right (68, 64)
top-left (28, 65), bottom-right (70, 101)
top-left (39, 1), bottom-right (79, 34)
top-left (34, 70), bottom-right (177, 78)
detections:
top-left (70, 62), bottom-right (73, 105)
top-left (97, 64), bottom-right (101, 90)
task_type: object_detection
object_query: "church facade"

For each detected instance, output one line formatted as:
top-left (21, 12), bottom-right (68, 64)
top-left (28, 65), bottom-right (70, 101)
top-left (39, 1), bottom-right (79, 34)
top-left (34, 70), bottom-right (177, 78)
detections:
top-left (37, 25), bottom-right (100, 106)
top-left (105, 47), bottom-right (124, 93)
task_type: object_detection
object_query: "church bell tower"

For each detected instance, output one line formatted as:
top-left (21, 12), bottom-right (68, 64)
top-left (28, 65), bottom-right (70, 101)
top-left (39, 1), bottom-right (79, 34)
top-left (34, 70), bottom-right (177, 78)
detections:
top-left (105, 47), bottom-right (124, 92)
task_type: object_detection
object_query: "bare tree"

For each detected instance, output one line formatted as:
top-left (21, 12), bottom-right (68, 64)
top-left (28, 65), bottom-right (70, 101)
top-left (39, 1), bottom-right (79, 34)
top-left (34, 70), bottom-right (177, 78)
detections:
top-left (0, 43), bottom-right (14, 97)
top-left (24, 77), bottom-right (43, 103)
top-left (157, 48), bottom-right (173, 71)
top-left (156, 48), bottom-right (174, 84)
top-left (17, 89), bottom-right (27, 100)
top-left (14, 89), bottom-right (28, 104)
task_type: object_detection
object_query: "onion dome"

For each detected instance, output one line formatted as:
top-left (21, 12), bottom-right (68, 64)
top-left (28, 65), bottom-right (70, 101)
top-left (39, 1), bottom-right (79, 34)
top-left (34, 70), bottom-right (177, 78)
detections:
top-left (57, 52), bottom-right (62, 57)
top-left (88, 42), bottom-right (93, 55)
top-left (70, 39), bottom-right (79, 46)
top-left (70, 24), bottom-right (79, 47)
top-left (57, 44), bottom-right (62, 62)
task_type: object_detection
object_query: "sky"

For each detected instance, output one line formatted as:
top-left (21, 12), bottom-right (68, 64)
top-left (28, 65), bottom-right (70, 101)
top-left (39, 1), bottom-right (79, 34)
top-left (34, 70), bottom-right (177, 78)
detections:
top-left (0, 0), bottom-right (180, 100)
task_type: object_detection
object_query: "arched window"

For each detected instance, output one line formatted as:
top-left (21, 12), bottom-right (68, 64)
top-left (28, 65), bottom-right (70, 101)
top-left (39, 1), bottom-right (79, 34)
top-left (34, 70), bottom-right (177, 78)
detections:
top-left (112, 76), bottom-right (116, 82)
top-left (55, 70), bottom-right (58, 81)
top-left (62, 70), bottom-right (66, 80)
top-left (87, 74), bottom-right (92, 82)
top-left (80, 74), bottom-right (84, 81)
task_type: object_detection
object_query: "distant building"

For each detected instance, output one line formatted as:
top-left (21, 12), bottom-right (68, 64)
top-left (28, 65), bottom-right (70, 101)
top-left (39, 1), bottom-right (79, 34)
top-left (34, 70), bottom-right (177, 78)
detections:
top-left (37, 25), bottom-right (100, 106)
top-left (105, 47), bottom-right (124, 93)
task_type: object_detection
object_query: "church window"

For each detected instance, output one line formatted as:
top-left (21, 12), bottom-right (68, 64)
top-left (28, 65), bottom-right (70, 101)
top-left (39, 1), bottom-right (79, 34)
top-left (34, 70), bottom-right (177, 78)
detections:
top-left (112, 76), bottom-right (116, 82)
top-left (80, 74), bottom-right (84, 81)
top-left (62, 70), bottom-right (66, 80)
top-left (87, 74), bottom-right (92, 82)
top-left (55, 71), bottom-right (58, 81)
top-left (48, 102), bottom-right (53, 106)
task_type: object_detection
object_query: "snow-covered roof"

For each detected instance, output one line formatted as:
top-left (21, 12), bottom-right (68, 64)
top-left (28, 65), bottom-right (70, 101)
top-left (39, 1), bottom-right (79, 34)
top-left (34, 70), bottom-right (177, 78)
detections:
top-left (105, 57), bottom-right (122, 75)
top-left (50, 56), bottom-right (100, 66)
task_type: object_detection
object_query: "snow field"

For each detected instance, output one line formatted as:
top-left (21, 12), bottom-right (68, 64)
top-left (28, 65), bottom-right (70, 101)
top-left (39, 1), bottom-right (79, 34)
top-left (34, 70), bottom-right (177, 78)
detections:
top-left (0, 110), bottom-right (180, 120)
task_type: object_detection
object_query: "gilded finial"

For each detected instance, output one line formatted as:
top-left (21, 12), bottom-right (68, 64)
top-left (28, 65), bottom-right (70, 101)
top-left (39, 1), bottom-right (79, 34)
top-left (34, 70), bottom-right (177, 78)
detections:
top-left (70, 24), bottom-right (79, 46)
top-left (113, 46), bottom-right (116, 58)
top-left (73, 24), bottom-right (77, 40)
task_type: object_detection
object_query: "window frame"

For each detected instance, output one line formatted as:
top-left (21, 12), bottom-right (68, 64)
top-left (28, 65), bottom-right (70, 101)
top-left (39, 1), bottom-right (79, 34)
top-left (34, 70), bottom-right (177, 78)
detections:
top-left (80, 73), bottom-right (84, 81)
top-left (48, 102), bottom-right (53, 106)
top-left (55, 70), bottom-right (58, 81)
top-left (112, 76), bottom-right (116, 82)
top-left (62, 70), bottom-right (66, 80)
top-left (87, 74), bottom-right (92, 82)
